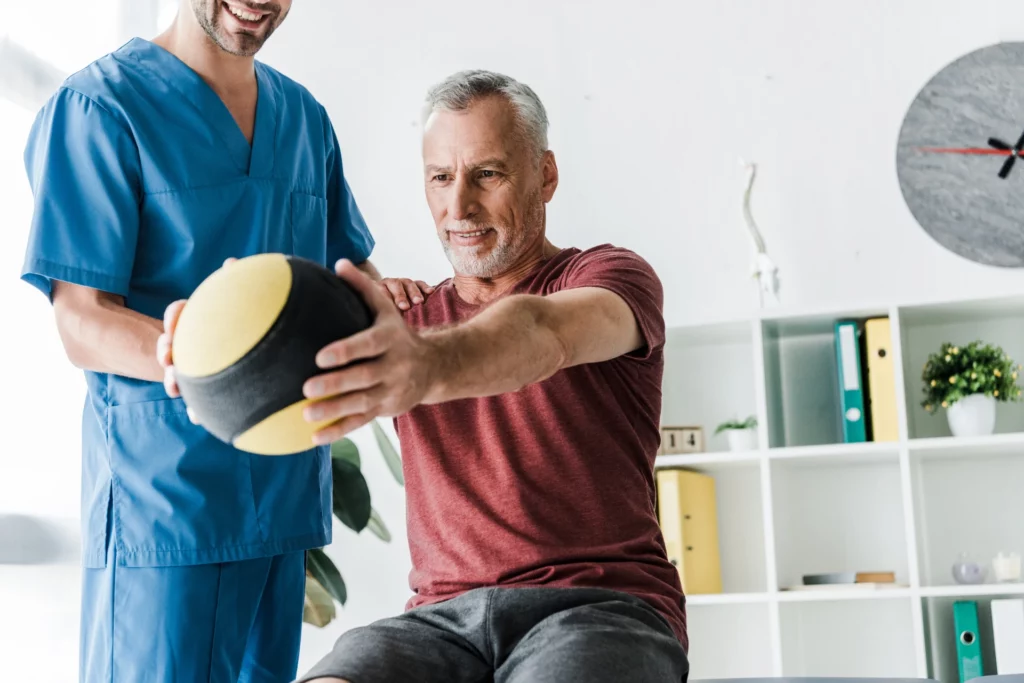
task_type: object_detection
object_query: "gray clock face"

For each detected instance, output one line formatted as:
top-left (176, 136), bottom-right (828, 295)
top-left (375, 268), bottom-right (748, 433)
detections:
top-left (897, 42), bottom-right (1024, 267)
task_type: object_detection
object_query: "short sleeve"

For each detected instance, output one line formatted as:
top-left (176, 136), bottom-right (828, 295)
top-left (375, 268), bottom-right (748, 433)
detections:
top-left (559, 245), bottom-right (666, 361)
top-left (21, 87), bottom-right (142, 301)
top-left (323, 111), bottom-right (375, 266)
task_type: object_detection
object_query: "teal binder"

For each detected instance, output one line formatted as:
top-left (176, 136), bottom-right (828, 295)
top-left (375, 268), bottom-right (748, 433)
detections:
top-left (834, 320), bottom-right (867, 443)
top-left (953, 600), bottom-right (984, 682)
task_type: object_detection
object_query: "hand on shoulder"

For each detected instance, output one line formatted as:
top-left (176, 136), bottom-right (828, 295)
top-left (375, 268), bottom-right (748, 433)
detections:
top-left (379, 277), bottom-right (434, 310)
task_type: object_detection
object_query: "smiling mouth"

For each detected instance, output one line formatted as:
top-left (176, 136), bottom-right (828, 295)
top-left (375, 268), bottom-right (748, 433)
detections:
top-left (448, 228), bottom-right (495, 246)
top-left (223, 2), bottom-right (270, 29)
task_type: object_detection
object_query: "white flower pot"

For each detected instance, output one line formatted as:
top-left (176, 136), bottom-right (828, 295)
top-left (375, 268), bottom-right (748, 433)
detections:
top-left (726, 428), bottom-right (758, 452)
top-left (946, 394), bottom-right (996, 437)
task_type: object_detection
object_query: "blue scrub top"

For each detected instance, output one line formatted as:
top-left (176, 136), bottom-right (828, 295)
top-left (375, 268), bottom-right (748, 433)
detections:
top-left (21, 38), bottom-right (374, 568)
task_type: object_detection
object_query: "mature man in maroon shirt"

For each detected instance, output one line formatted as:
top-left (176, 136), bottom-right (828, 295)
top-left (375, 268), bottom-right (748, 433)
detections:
top-left (294, 70), bottom-right (689, 683)
top-left (163, 69), bottom-right (689, 682)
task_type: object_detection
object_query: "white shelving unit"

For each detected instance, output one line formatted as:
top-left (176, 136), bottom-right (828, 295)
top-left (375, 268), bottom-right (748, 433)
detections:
top-left (658, 293), bottom-right (1024, 681)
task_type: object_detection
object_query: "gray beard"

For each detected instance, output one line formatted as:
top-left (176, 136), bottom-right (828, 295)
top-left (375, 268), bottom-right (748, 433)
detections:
top-left (441, 226), bottom-right (530, 278)
top-left (440, 195), bottom-right (545, 278)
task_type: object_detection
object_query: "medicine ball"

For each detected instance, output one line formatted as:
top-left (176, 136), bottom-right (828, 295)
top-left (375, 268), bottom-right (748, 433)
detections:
top-left (171, 253), bottom-right (373, 455)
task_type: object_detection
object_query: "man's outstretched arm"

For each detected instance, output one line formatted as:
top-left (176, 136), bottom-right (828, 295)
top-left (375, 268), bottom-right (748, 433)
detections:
top-left (420, 285), bottom-right (641, 401)
top-left (300, 259), bottom-right (650, 443)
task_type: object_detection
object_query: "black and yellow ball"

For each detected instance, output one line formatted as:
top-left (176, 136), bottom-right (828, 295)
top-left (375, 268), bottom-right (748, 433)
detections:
top-left (172, 253), bottom-right (372, 455)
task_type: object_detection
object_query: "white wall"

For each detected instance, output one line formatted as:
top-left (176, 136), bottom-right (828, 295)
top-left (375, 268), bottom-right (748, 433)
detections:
top-left (7, 1), bottom-right (1024, 680)
top-left (260, 0), bottom-right (1024, 330)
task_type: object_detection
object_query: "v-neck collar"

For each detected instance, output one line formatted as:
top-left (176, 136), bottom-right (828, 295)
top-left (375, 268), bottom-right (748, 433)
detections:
top-left (119, 37), bottom-right (277, 177)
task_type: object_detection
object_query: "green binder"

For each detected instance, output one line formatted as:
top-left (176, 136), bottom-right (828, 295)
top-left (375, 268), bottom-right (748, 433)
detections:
top-left (834, 320), bottom-right (867, 442)
top-left (953, 600), bottom-right (984, 682)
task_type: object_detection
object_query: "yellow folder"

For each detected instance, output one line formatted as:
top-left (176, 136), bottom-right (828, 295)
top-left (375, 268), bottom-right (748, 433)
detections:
top-left (656, 469), bottom-right (722, 594)
top-left (864, 317), bottom-right (899, 442)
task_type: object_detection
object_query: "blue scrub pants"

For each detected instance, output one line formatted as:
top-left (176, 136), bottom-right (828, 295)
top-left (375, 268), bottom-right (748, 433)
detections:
top-left (80, 532), bottom-right (306, 683)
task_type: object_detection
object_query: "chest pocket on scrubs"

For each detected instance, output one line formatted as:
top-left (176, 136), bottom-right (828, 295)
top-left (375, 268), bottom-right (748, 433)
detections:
top-left (290, 192), bottom-right (328, 265)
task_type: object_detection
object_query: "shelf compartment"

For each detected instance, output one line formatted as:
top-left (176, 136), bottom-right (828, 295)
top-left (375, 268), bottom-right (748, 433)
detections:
top-left (662, 322), bottom-right (759, 454)
top-left (921, 594), bottom-right (1017, 682)
top-left (658, 461), bottom-right (768, 595)
top-left (761, 308), bottom-right (890, 449)
top-left (910, 446), bottom-right (1024, 589)
top-left (771, 457), bottom-right (910, 592)
top-left (687, 602), bottom-right (774, 679)
top-left (780, 598), bottom-right (918, 677)
top-left (898, 295), bottom-right (1024, 440)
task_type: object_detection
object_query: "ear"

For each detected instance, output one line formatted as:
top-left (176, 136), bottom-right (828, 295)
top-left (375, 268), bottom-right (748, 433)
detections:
top-left (540, 150), bottom-right (559, 203)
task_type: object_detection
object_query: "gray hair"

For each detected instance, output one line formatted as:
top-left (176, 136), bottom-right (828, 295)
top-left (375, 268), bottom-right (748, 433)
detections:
top-left (424, 70), bottom-right (549, 160)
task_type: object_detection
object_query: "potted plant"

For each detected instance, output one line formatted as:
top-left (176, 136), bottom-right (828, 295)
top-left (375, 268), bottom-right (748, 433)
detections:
top-left (922, 341), bottom-right (1022, 437)
top-left (304, 420), bottom-right (404, 627)
top-left (714, 416), bottom-right (758, 451)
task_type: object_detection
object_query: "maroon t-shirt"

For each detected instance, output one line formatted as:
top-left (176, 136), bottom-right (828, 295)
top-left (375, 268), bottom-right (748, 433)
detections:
top-left (396, 244), bottom-right (687, 648)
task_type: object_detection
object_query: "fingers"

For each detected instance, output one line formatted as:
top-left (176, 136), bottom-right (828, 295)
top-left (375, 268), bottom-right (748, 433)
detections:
top-left (156, 333), bottom-right (172, 368)
top-left (384, 279), bottom-right (411, 311)
top-left (303, 385), bottom-right (388, 424)
top-left (163, 363), bottom-right (198, 424)
top-left (303, 362), bottom-right (381, 400)
top-left (315, 326), bottom-right (389, 369)
top-left (335, 259), bottom-right (395, 316)
top-left (163, 299), bottom-right (187, 335)
top-left (160, 300), bottom-right (187, 397)
top-left (379, 278), bottom-right (433, 310)
top-left (163, 365), bottom-right (180, 399)
top-left (403, 280), bottom-right (424, 306)
top-left (311, 410), bottom-right (381, 445)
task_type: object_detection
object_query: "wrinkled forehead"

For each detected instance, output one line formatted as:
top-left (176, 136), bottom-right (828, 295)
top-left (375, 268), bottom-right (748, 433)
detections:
top-left (422, 97), bottom-right (522, 167)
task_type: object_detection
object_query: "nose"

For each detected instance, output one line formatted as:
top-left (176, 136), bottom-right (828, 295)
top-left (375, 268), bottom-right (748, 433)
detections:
top-left (449, 175), bottom-right (478, 222)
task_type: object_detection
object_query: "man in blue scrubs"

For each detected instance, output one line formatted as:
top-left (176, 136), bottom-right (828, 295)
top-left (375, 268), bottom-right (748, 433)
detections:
top-left (19, 2), bottom-right (423, 681)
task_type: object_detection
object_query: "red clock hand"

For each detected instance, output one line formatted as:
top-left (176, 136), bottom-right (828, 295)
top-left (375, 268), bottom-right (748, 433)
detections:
top-left (917, 147), bottom-right (1012, 155)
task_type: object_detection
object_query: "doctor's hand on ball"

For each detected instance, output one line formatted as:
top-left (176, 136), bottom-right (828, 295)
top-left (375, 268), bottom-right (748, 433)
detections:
top-left (158, 256), bottom-right (238, 423)
top-left (301, 260), bottom-right (438, 444)
top-left (158, 298), bottom-right (196, 422)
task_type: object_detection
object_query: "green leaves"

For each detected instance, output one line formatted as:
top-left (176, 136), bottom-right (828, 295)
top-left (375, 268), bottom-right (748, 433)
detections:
top-left (305, 547), bottom-right (346, 627)
top-left (307, 547), bottom-right (347, 605)
top-left (331, 438), bottom-right (360, 469)
top-left (303, 572), bottom-right (336, 627)
top-left (331, 456), bottom-right (372, 532)
top-left (303, 424), bottom-right (403, 628)
top-left (366, 508), bottom-right (392, 542)
top-left (372, 420), bottom-right (404, 486)
top-left (921, 340), bottom-right (1023, 412)
top-left (715, 415), bottom-right (757, 435)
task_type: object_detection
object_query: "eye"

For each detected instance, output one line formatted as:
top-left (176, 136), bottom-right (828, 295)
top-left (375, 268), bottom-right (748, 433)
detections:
top-left (431, 173), bottom-right (451, 182)
top-left (479, 170), bottom-right (499, 179)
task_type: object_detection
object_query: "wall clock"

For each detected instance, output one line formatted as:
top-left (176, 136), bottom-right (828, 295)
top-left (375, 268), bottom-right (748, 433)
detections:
top-left (896, 42), bottom-right (1024, 267)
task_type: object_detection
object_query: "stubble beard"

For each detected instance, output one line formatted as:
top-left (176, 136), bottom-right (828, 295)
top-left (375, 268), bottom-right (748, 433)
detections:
top-left (191, 0), bottom-right (279, 57)
top-left (441, 190), bottom-right (546, 278)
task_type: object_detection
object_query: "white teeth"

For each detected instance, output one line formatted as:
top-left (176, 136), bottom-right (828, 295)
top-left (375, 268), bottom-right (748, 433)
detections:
top-left (228, 5), bottom-right (262, 21)
top-left (456, 230), bottom-right (488, 237)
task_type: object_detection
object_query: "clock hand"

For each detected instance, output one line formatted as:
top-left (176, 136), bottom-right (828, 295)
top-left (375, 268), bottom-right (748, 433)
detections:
top-left (918, 147), bottom-right (1011, 155)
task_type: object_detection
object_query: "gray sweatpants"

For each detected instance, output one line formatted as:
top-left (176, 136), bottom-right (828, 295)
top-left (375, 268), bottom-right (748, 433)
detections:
top-left (297, 586), bottom-right (688, 683)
